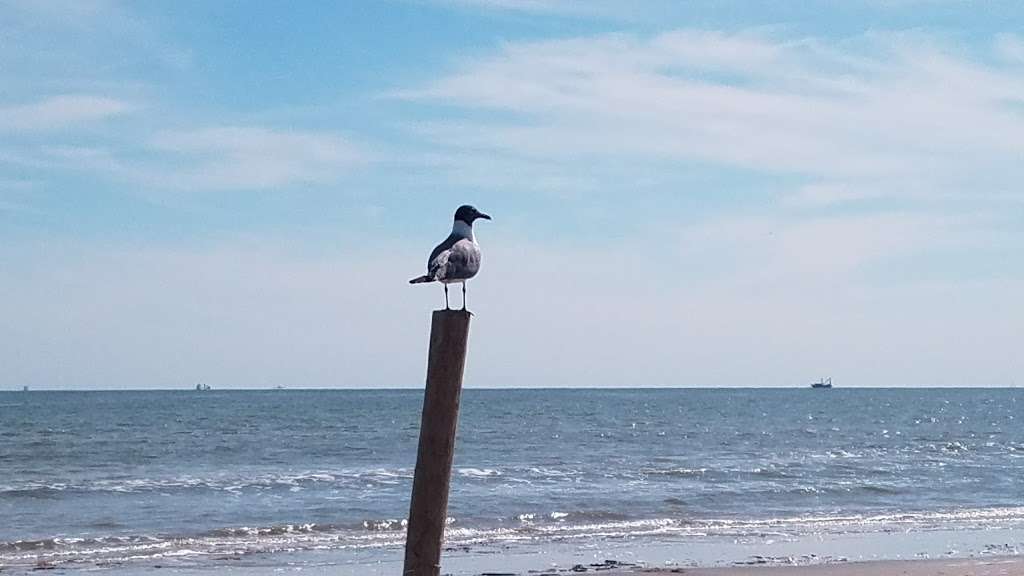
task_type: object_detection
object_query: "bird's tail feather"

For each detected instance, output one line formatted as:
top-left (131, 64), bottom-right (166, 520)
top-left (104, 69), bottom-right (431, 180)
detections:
top-left (409, 275), bottom-right (434, 284)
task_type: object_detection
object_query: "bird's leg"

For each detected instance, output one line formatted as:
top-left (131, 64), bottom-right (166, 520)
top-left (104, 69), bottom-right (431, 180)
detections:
top-left (444, 284), bottom-right (450, 310)
top-left (461, 282), bottom-right (467, 311)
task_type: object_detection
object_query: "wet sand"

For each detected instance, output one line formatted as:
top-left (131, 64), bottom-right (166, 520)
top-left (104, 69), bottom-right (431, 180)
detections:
top-left (613, 556), bottom-right (1024, 576)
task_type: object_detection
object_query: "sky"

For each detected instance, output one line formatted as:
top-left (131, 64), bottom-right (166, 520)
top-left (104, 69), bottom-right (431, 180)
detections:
top-left (1, 0), bottom-right (1022, 390)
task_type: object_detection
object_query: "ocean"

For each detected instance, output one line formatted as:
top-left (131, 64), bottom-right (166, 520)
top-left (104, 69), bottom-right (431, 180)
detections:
top-left (3, 388), bottom-right (1024, 574)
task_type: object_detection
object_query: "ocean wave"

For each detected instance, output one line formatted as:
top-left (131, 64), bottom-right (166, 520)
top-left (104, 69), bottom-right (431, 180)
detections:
top-left (361, 518), bottom-right (407, 531)
top-left (208, 523), bottom-right (327, 537)
top-left (456, 467), bottom-right (501, 478)
top-left (1, 463), bottom-right (650, 498)
top-left (0, 469), bottom-right (414, 496)
top-left (639, 467), bottom-right (708, 477)
top-left (7, 506), bottom-right (1024, 569)
top-left (525, 466), bottom-right (583, 478)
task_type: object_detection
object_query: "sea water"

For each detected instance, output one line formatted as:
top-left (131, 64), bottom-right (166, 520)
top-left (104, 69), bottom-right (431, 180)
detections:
top-left (3, 388), bottom-right (1024, 573)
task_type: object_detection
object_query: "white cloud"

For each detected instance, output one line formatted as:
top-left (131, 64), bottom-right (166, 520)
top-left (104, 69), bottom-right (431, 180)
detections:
top-left (1, 0), bottom-right (193, 80)
top-left (149, 127), bottom-right (367, 190)
top-left (0, 95), bottom-right (134, 132)
top-left (400, 30), bottom-right (1024, 201)
top-left (675, 211), bottom-right (995, 287)
top-left (431, 0), bottom-right (630, 18)
top-left (26, 126), bottom-right (368, 191)
top-left (783, 182), bottom-right (885, 207)
top-left (443, 0), bottom-right (574, 11)
top-left (995, 33), bottom-right (1024, 63)
top-left (0, 178), bottom-right (38, 192)
top-left (0, 180), bottom-right (40, 214)
top-left (2, 0), bottom-right (119, 21)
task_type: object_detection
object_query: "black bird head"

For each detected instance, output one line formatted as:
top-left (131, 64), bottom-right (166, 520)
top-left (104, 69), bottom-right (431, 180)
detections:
top-left (454, 204), bottom-right (491, 224)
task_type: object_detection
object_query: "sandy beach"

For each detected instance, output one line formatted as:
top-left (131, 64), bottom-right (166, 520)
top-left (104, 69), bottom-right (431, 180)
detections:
top-left (615, 557), bottom-right (1024, 576)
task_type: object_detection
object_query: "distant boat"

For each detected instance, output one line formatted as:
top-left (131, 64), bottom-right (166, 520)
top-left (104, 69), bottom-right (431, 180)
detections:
top-left (195, 383), bottom-right (211, 391)
top-left (810, 377), bottom-right (833, 389)
top-left (22, 385), bottom-right (29, 392)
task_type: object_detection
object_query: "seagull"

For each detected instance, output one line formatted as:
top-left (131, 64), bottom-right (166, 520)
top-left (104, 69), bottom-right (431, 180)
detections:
top-left (409, 205), bottom-right (491, 310)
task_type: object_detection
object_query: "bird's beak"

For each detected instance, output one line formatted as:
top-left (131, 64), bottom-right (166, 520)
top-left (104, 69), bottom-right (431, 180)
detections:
top-left (478, 212), bottom-right (492, 221)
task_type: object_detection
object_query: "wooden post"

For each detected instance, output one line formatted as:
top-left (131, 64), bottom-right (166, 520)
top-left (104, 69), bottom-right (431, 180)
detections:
top-left (403, 309), bottom-right (472, 576)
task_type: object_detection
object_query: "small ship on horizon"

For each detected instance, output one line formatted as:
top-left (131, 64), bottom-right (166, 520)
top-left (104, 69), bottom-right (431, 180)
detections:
top-left (810, 377), bottom-right (833, 389)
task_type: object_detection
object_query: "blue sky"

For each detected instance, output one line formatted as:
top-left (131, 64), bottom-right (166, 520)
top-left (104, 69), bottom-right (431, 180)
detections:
top-left (1, 0), bottom-right (1022, 389)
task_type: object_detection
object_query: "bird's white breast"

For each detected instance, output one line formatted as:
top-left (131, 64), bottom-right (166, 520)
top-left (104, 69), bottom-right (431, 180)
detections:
top-left (452, 220), bottom-right (476, 243)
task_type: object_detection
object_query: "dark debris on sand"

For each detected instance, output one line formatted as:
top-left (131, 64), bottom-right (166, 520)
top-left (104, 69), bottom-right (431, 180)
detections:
top-left (477, 559), bottom-right (639, 576)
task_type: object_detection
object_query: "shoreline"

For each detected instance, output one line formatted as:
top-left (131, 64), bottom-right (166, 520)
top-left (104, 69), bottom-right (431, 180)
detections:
top-left (5, 524), bottom-right (1024, 575)
top-left (615, 556), bottom-right (1024, 575)
top-left (10, 554), bottom-right (1023, 576)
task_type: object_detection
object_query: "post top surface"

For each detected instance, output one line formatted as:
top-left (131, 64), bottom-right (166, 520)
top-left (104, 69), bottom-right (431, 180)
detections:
top-left (431, 309), bottom-right (473, 319)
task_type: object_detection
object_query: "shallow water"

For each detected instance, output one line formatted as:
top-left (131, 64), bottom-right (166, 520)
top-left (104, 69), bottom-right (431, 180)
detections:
top-left (3, 388), bottom-right (1024, 572)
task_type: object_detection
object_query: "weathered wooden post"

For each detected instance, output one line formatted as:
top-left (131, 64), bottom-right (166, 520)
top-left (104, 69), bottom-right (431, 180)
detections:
top-left (403, 309), bottom-right (472, 576)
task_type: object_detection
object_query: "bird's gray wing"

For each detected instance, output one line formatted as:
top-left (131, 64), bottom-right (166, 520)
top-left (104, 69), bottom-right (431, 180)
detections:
top-left (426, 233), bottom-right (458, 280)
top-left (438, 238), bottom-right (480, 281)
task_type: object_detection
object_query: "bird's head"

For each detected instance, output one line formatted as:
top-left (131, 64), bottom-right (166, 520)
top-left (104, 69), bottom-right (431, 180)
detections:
top-left (454, 204), bottom-right (491, 225)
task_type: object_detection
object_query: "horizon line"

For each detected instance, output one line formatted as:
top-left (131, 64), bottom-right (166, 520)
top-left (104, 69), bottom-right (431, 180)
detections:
top-left (5, 385), bottom-right (1021, 392)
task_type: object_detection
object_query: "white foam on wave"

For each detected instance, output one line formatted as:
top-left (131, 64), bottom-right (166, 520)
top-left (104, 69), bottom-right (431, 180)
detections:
top-left (526, 466), bottom-right (582, 478)
top-left (639, 467), bottom-right (708, 476)
top-left (7, 506), bottom-right (1024, 570)
top-left (0, 468), bottom-right (416, 494)
top-left (457, 467), bottom-right (500, 478)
